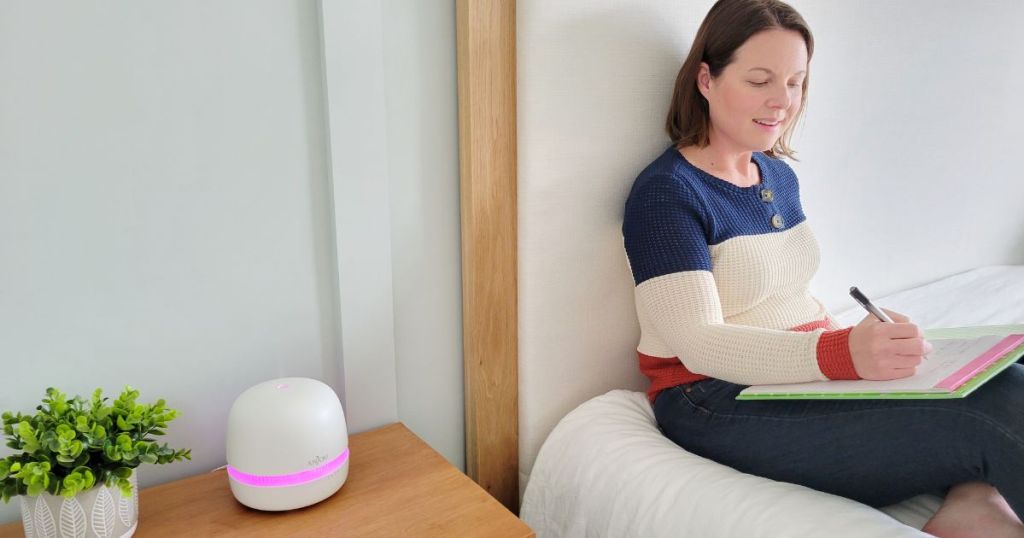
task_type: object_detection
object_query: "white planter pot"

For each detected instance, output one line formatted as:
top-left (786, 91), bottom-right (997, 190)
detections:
top-left (18, 473), bottom-right (138, 538)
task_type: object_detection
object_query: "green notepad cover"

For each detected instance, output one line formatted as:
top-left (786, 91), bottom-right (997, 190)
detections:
top-left (736, 325), bottom-right (1024, 400)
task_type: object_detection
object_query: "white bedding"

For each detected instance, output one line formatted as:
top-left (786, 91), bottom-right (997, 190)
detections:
top-left (521, 266), bottom-right (1024, 537)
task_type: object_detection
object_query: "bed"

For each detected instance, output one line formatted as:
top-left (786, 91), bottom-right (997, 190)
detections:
top-left (520, 265), bottom-right (1024, 537)
top-left (453, 1), bottom-right (1024, 536)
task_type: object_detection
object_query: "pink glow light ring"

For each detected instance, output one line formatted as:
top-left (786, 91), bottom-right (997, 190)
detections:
top-left (227, 448), bottom-right (350, 488)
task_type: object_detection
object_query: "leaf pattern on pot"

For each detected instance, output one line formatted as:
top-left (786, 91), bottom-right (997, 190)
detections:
top-left (91, 487), bottom-right (115, 538)
top-left (33, 496), bottom-right (57, 538)
top-left (60, 497), bottom-right (87, 538)
top-left (21, 497), bottom-right (35, 538)
top-left (117, 520), bottom-right (138, 538)
top-left (117, 489), bottom-right (135, 527)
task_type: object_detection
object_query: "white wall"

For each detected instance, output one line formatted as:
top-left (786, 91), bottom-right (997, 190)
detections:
top-left (0, 0), bottom-right (461, 525)
top-left (320, 0), bottom-right (464, 468)
top-left (379, 1), bottom-right (464, 469)
top-left (793, 0), bottom-right (1024, 310)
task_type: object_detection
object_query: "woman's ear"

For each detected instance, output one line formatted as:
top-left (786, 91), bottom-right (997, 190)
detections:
top-left (697, 62), bottom-right (713, 98)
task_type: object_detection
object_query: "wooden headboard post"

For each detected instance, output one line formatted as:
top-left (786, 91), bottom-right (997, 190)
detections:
top-left (456, 0), bottom-right (519, 512)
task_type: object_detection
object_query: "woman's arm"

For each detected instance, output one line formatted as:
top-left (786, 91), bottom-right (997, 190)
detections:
top-left (636, 270), bottom-right (855, 385)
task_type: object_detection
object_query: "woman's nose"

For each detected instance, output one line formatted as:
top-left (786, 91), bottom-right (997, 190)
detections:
top-left (766, 85), bottom-right (792, 109)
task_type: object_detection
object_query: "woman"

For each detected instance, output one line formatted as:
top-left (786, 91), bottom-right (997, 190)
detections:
top-left (621, 1), bottom-right (1024, 536)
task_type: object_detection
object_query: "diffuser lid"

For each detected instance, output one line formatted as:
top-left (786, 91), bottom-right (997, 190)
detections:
top-left (226, 377), bottom-right (347, 476)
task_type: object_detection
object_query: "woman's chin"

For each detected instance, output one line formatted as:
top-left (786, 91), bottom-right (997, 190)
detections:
top-left (751, 136), bottom-right (780, 152)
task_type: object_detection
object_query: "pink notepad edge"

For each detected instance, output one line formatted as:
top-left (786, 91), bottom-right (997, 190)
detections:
top-left (935, 334), bottom-right (1024, 391)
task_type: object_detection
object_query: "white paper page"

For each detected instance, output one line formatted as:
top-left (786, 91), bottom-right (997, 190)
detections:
top-left (742, 334), bottom-right (1007, 395)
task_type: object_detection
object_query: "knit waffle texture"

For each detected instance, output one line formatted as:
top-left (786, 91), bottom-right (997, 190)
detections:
top-left (623, 147), bottom-right (858, 402)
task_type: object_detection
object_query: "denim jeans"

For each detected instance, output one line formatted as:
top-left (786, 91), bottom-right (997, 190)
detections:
top-left (652, 364), bottom-right (1024, 518)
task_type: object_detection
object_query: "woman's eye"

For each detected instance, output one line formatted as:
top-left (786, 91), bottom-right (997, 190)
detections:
top-left (749, 81), bottom-right (768, 87)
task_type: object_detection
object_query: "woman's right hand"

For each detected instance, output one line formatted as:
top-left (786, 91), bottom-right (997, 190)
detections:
top-left (848, 309), bottom-right (933, 380)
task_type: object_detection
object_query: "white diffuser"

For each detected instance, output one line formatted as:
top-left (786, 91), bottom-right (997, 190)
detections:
top-left (226, 377), bottom-right (349, 511)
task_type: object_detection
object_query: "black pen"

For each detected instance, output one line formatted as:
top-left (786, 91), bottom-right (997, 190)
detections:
top-left (849, 286), bottom-right (895, 323)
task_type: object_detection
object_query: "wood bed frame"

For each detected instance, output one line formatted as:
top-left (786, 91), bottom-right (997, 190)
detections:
top-left (456, 0), bottom-right (520, 513)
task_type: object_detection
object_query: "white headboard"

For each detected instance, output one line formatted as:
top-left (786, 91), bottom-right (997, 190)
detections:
top-left (516, 0), bottom-right (1024, 496)
top-left (517, 0), bottom-right (711, 492)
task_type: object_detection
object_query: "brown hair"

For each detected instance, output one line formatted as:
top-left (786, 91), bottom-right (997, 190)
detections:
top-left (665, 0), bottom-right (814, 159)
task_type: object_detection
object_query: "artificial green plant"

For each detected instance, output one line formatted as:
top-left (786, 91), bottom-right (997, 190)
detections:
top-left (0, 387), bottom-right (191, 502)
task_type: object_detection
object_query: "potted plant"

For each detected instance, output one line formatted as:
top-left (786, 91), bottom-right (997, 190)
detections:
top-left (1, 387), bottom-right (190, 538)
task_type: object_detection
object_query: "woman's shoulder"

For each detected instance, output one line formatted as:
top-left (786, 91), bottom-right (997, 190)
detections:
top-left (627, 146), bottom-right (703, 203)
top-left (752, 152), bottom-right (800, 184)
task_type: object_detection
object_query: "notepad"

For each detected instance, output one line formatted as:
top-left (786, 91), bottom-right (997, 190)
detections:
top-left (737, 325), bottom-right (1024, 400)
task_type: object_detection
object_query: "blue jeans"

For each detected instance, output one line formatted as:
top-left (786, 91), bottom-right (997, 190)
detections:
top-left (652, 364), bottom-right (1024, 518)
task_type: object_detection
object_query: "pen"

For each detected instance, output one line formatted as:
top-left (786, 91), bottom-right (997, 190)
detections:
top-left (849, 286), bottom-right (895, 323)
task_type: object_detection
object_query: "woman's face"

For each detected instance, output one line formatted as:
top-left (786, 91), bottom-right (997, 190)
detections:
top-left (698, 29), bottom-right (808, 153)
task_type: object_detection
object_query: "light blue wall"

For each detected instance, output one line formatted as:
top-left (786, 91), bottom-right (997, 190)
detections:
top-left (0, 0), bottom-right (462, 525)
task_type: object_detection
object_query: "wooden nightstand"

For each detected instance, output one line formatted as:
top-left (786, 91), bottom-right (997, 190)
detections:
top-left (0, 423), bottom-right (533, 537)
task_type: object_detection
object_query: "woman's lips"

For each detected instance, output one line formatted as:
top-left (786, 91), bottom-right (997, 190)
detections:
top-left (753, 118), bottom-right (782, 130)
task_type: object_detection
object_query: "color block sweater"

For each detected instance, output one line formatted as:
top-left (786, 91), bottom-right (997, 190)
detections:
top-left (623, 147), bottom-right (860, 403)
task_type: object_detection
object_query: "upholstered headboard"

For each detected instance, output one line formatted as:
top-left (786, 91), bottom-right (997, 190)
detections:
top-left (516, 0), bottom-right (713, 494)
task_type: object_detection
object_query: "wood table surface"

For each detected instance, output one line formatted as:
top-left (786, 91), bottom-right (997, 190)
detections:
top-left (0, 423), bottom-right (534, 537)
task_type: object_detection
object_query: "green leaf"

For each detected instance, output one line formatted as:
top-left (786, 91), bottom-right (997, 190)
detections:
top-left (80, 468), bottom-right (95, 491)
top-left (18, 422), bottom-right (40, 453)
top-left (62, 472), bottom-right (83, 497)
top-left (3, 480), bottom-right (22, 503)
top-left (72, 453), bottom-right (89, 468)
top-left (45, 434), bottom-right (61, 452)
top-left (104, 446), bottom-right (121, 462)
top-left (46, 472), bottom-right (60, 495)
top-left (94, 406), bottom-right (111, 421)
top-left (56, 424), bottom-right (75, 440)
top-left (26, 482), bottom-right (45, 496)
top-left (117, 478), bottom-right (132, 498)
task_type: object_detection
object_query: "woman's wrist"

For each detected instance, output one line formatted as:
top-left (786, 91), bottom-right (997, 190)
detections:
top-left (816, 327), bottom-right (859, 380)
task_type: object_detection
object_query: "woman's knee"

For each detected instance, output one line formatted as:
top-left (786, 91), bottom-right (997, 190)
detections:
top-left (962, 364), bottom-right (1024, 436)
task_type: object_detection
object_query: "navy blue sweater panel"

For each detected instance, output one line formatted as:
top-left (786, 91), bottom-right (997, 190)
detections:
top-left (623, 147), bottom-right (807, 286)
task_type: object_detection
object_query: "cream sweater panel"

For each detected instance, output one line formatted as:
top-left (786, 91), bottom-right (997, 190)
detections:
top-left (635, 221), bottom-right (836, 385)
